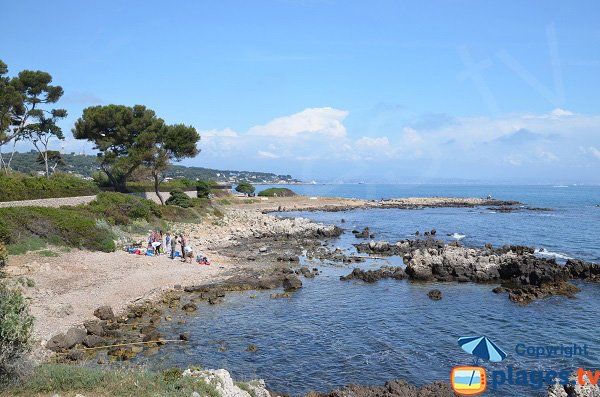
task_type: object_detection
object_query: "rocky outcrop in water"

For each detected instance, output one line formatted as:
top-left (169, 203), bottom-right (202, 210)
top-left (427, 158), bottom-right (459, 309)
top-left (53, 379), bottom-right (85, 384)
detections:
top-left (340, 267), bottom-right (406, 283)
top-left (354, 239), bottom-right (445, 257)
top-left (404, 244), bottom-right (579, 303)
top-left (565, 259), bottom-right (600, 282)
top-left (308, 379), bottom-right (457, 397)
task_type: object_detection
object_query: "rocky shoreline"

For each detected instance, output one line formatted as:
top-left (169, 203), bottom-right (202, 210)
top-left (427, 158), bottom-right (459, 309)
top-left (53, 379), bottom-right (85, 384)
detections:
top-left (25, 201), bottom-right (600, 397)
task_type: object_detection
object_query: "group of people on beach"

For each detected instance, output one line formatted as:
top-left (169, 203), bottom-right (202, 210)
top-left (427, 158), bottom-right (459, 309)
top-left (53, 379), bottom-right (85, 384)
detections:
top-left (147, 230), bottom-right (194, 263)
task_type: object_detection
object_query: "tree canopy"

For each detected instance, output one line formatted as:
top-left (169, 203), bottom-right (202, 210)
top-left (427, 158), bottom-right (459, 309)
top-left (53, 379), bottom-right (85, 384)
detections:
top-left (73, 104), bottom-right (200, 194)
top-left (235, 181), bottom-right (255, 195)
top-left (0, 59), bottom-right (66, 175)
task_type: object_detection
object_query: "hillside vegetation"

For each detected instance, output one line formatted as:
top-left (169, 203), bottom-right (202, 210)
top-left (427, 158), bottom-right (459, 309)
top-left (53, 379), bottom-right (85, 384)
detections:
top-left (8, 151), bottom-right (298, 183)
top-left (0, 173), bottom-right (99, 202)
top-left (0, 192), bottom-right (222, 255)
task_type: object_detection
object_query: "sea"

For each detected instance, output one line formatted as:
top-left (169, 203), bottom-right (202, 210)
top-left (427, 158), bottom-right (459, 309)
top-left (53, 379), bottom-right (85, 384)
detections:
top-left (137, 184), bottom-right (600, 396)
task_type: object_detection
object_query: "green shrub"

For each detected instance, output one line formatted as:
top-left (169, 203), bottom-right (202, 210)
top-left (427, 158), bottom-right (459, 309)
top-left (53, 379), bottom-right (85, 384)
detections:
top-left (0, 207), bottom-right (115, 253)
top-left (0, 283), bottom-right (33, 383)
top-left (87, 192), bottom-right (162, 225)
top-left (5, 238), bottom-right (47, 256)
top-left (0, 173), bottom-right (99, 202)
top-left (235, 181), bottom-right (255, 195)
top-left (165, 189), bottom-right (193, 208)
top-left (196, 180), bottom-right (215, 199)
top-left (257, 187), bottom-right (296, 197)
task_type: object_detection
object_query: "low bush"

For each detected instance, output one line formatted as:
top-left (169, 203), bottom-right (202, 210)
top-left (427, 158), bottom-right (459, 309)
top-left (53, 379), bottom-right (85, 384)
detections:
top-left (4, 364), bottom-right (220, 397)
top-left (165, 189), bottom-right (193, 208)
top-left (257, 187), bottom-right (296, 197)
top-left (0, 173), bottom-right (99, 202)
top-left (0, 207), bottom-right (116, 253)
top-left (87, 192), bottom-right (162, 225)
top-left (196, 180), bottom-right (216, 199)
top-left (0, 283), bottom-right (33, 384)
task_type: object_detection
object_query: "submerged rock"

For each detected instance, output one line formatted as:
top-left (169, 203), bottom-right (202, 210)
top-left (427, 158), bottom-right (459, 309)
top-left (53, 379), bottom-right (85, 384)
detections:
top-left (427, 289), bottom-right (442, 300)
top-left (312, 378), bottom-right (456, 397)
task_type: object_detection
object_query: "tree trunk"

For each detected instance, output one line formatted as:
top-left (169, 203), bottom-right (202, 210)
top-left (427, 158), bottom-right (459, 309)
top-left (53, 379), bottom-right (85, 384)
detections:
top-left (153, 171), bottom-right (164, 205)
top-left (44, 153), bottom-right (50, 179)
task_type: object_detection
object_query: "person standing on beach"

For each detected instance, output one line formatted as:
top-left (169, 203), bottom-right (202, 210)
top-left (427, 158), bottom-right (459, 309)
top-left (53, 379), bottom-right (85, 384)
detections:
top-left (165, 233), bottom-right (171, 256)
top-left (170, 235), bottom-right (177, 259)
top-left (180, 235), bottom-right (186, 262)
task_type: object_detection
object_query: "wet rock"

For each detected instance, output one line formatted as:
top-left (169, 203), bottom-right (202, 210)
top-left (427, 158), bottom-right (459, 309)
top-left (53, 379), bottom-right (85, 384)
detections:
top-left (179, 333), bottom-right (190, 341)
top-left (246, 344), bottom-right (258, 352)
top-left (283, 275), bottom-right (302, 291)
top-left (353, 227), bottom-right (371, 239)
top-left (84, 320), bottom-right (104, 336)
top-left (427, 289), bottom-right (442, 300)
top-left (182, 303), bottom-right (198, 312)
top-left (47, 328), bottom-right (87, 352)
top-left (65, 350), bottom-right (84, 361)
top-left (82, 335), bottom-right (106, 348)
top-left (340, 267), bottom-right (406, 283)
top-left (270, 292), bottom-right (291, 299)
top-left (142, 330), bottom-right (163, 342)
top-left (492, 286), bottom-right (505, 294)
top-left (566, 259), bottom-right (600, 282)
top-left (107, 346), bottom-right (137, 361)
top-left (93, 305), bottom-right (115, 321)
top-left (315, 378), bottom-right (456, 397)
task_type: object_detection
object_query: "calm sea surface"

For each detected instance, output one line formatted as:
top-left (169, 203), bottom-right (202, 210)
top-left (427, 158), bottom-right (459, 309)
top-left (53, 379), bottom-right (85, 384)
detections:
top-left (136, 185), bottom-right (600, 396)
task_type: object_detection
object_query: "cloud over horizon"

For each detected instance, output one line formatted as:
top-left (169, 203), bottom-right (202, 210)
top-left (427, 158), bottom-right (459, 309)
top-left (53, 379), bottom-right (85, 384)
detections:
top-left (195, 106), bottom-right (600, 182)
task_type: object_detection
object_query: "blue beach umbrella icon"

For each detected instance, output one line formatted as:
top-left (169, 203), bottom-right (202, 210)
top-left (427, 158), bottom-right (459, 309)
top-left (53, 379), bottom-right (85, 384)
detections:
top-left (458, 335), bottom-right (507, 364)
top-left (457, 336), bottom-right (507, 388)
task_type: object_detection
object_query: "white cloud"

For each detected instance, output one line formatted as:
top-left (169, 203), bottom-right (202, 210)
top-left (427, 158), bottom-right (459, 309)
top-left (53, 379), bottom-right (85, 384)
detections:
top-left (201, 128), bottom-right (239, 137)
top-left (248, 107), bottom-right (348, 138)
top-left (257, 150), bottom-right (280, 159)
top-left (355, 136), bottom-right (390, 147)
top-left (536, 149), bottom-right (559, 162)
top-left (551, 108), bottom-right (574, 118)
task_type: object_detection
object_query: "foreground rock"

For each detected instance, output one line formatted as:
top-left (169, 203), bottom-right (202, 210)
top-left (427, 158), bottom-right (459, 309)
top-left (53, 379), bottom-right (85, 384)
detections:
top-left (183, 368), bottom-right (270, 397)
top-left (309, 379), bottom-right (457, 397)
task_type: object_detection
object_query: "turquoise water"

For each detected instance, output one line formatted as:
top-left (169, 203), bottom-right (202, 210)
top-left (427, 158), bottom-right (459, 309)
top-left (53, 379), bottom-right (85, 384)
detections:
top-left (141, 185), bottom-right (600, 396)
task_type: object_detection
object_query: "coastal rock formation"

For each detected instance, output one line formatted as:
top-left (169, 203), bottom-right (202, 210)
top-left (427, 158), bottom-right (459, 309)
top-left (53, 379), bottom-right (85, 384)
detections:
top-left (310, 379), bottom-right (457, 397)
top-left (403, 243), bottom-right (578, 303)
top-left (340, 267), bottom-right (406, 283)
top-left (566, 259), bottom-right (600, 282)
top-left (182, 368), bottom-right (270, 397)
top-left (354, 239), bottom-right (445, 257)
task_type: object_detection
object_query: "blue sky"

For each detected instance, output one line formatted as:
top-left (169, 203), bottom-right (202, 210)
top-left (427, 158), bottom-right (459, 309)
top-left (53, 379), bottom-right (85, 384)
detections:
top-left (2, 0), bottom-right (600, 183)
